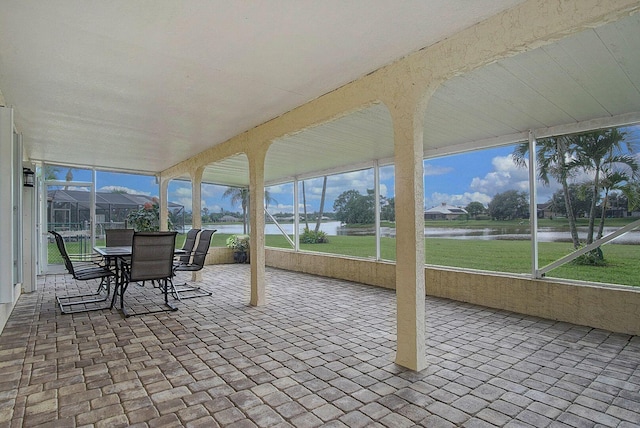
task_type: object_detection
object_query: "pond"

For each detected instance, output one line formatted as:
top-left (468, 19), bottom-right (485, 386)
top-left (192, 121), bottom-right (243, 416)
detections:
top-left (189, 222), bottom-right (640, 244)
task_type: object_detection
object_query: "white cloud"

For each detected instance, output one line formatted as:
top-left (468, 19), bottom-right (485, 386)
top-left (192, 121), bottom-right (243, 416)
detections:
top-left (99, 185), bottom-right (150, 195)
top-left (469, 155), bottom-right (529, 195)
top-left (425, 191), bottom-right (492, 210)
top-left (174, 187), bottom-right (192, 198)
top-left (302, 170), bottom-right (375, 205)
top-left (424, 163), bottom-right (454, 176)
top-left (175, 197), bottom-right (194, 209)
top-left (269, 203), bottom-right (295, 213)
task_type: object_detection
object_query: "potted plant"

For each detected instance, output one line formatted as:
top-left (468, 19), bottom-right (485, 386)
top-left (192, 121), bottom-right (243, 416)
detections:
top-left (226, 234), bottom-right (250, 263)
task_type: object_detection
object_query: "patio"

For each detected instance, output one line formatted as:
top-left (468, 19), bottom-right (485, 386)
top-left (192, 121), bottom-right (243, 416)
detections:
top-left (1, 265), bottom-right (639, 427)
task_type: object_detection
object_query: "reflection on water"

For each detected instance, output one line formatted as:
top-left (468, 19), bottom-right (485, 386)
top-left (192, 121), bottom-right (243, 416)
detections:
top-left (191, 221), bottom-right (640, 244)
top-left (423, 227), bottom-right (640, 244)
top-left (202, 221), bottom-right (343, 236)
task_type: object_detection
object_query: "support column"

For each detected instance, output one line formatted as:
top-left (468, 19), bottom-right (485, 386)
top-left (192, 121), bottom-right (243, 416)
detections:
top-left (191, 166), bottom-right (204, 281)
top-left (191, 166), bottom-right (204, 230)
top-left (391, 100), bottom-right (427, 371)
top-left (248, 148), bottom-right (267, 306)
top-left (159, 177), bottom-right (169, 231)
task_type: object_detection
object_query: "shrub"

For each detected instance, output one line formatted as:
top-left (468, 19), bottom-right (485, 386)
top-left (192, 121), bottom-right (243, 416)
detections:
top-left (572, 246), bottom-right (606, 266)
top-left (226, 234), bottom-right (250, 252)
top-left (300, 228), bottom-right (329, 244)
top-left (127, 198), bottom-right (174, 231)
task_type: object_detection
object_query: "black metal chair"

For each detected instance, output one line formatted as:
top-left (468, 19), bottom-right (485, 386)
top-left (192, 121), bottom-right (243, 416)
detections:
top-left (171, 229), bottom-right (216, 300)
top-left (105, 228), bottom-right (134, 247)
top-left (105, 228), bottom-right (134, 269)
top-left (113, 231), bottom-right (178, 317)
top-left (49, 230), bottom-right (115, 314)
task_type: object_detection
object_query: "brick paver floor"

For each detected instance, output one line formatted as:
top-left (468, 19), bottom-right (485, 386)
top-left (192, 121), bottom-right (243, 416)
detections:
top-left (1, 264), bottom-right (639, 427)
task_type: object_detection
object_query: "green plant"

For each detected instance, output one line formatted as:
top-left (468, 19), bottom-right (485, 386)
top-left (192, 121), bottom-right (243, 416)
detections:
top-left (126, 198), bottom-right (174, 232)
top-left (226, 234), bottom-right (250, 252)
top-left (572, 246), bottom-right (606, 266)
top-left (300, 228), bottom-right (328, 244)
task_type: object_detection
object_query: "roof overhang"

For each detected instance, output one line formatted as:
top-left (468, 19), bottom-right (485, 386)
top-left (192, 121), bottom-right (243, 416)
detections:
top-left (201, 12), bottom-right (640, 187)
top-left (1, 2), bottom-right (639, 187)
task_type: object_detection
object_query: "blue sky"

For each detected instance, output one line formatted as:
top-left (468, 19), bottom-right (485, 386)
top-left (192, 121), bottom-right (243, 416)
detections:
top-left (46, 144), bottom-right (558, 214)
top-left (52, 125), bottom-right (640, 214)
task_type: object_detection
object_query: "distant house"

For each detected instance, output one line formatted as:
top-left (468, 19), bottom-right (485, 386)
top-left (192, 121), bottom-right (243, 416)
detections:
top-left (220, 215), bottom-right (239, 222)
top-left (537, 202), bottom-right (557, 219)
top-left (424, 203), bottom-right (468, 220)
top-left (47, 189), bottom-right (184, 231)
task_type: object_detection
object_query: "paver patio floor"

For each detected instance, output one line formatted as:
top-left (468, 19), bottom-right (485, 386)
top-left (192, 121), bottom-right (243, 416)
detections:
top-left (1, 264), bottom-right (639, 427)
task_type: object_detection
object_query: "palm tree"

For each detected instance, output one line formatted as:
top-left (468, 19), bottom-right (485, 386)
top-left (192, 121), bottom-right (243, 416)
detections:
top-left (621, 181), bottom-right (640, 213)
top-left (43, 165), bottom-right (60, 181)
top-left (64, 168), bottom-right (75, 190)
top-left (223, 187), bottom-right (277, 234)
top-left (597, 170), bottom-right (630, 240)
top-left (223, 187), bottom-right (249, 233)
top-left (314, 176), bottom-right (328, 233)
top-left (301, 181), bottom-right (309, 230)
top-left (300, 177), bottom-right (329, 233)
top-left (571, 129), bottom-right (637, 244)
top-left (513, 136), bottom-right (580, 248)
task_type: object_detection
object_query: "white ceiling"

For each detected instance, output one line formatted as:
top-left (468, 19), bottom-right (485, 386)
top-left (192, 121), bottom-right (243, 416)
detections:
top-left (2, 2), bottom-right (638, 188)
top-left (205, 12), bottom-right (640, 187)
top-left (0, 0), bottom-right (526, 178)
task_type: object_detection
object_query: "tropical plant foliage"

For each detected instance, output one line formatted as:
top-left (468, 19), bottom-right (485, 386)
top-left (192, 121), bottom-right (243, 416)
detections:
top-left (223, 187), bottom-right (277, 234)
top-left (300, 228), bottom-right (328, 244)
top-left (126, 198), bottom-right (174, 231)
top-left (512, 127), bottom-right (639, 262)
top-left (226, 234), bottom-right (250, 251)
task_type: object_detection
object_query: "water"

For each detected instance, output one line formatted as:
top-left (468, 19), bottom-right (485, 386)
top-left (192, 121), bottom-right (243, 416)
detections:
top-left (181, 222), bottom-right (640, 244)
top-left (198, 221), bottom-right (344, 235)
top-left (422, 226), bottom-right (640, 244)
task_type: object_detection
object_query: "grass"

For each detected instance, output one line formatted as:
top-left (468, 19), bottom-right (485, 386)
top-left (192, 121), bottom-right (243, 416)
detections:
top-left (50, 229), bottom-right (639, 287)
top-left (260, 234), bottom-right (639, 287)
top-left (423, 217), bottom-right (640, 230)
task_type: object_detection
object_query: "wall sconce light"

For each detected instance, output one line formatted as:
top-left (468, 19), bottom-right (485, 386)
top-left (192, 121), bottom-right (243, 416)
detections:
top-left (23, 167), bottom-right (35, 188)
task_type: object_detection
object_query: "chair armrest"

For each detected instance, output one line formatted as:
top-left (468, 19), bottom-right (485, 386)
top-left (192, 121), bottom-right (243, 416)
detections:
top-left (68, 253), bottom-right (105, 265)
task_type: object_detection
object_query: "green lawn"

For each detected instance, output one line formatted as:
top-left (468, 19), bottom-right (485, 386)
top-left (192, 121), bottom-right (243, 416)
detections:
top-left (50, 231), bottom-right (639, 287)
top-left (259, 234), bottom-right (639, 287)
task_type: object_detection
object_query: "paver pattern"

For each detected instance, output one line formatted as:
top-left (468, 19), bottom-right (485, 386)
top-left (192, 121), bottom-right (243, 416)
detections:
top-left (0, 264), bottom-right (639, 427)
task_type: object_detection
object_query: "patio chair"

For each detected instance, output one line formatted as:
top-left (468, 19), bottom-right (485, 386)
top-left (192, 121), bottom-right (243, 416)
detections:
top-left (49, 230), bottom-right (115, 314)
top-left (139, 228), bottom-right (202, 290)
top-left (171, 229), bottom-right (216, 300)
top-left (105, 228), bottom-right (134, 247)
top-left (114, 231), bottom-right (178, 317)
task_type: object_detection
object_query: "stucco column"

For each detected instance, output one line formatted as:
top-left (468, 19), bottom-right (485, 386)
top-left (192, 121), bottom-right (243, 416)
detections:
top-left (191, 166), bottom-right (204, 230)
top-left (390, 98), bottom-right (427, 371)
top-left (248, 148), bottom-right (267, 306)
top-left (159, 176), bottom-right (169, 232)
top-left (191, 166), bottom-right (204, 281)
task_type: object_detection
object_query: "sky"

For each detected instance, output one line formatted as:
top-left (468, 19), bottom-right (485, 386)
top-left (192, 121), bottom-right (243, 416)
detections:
top-left (48, 125), bottom-right (640, 215)
top-left (48, 144), bottom-right (552, 214)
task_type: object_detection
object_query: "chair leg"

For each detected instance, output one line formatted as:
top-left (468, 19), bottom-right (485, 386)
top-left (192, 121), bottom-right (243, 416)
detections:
top-left (169, 272), bottom-right (212, 300)
top-left (57, 277), bottom-right (111, 314)
top-left (119, 278), bottom-right (177, 318)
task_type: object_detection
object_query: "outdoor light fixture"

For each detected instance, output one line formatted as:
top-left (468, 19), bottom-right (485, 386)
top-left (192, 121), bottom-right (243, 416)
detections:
top-left (23, 167), bottom-right (35, 187)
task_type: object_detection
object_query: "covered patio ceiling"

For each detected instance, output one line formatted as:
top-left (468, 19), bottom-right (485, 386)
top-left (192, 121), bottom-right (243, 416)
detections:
top-left (1, 2), bottom-right (639, 188)
top-left (202, 12), bottom-right (640, 187)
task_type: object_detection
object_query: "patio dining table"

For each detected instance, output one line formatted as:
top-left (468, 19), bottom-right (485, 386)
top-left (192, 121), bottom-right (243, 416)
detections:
top-left (93, 245), bottom-right (185, 317)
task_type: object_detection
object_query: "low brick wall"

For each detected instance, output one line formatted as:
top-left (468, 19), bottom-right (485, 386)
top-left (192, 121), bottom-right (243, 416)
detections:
top-left (264, 248), bottom-right (640, 336)
top-left (205, 247), bottom-right (235, 265)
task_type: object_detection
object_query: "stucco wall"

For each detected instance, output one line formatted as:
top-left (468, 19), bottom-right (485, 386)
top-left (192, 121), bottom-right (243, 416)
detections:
top-left (205, 247), bottom-right (235, 265)
top-left (0, 286), bottom-right (20, 333)
top-left (264, 248), bottom-right (640, 336)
